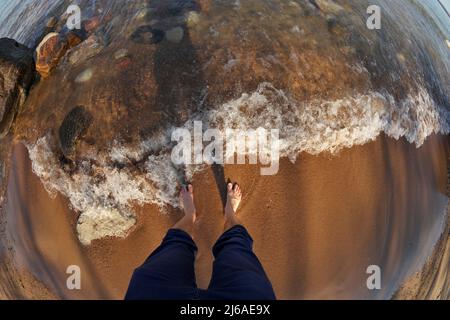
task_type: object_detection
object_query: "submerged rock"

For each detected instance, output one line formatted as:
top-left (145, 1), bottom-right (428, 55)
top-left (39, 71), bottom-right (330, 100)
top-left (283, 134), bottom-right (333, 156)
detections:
top-left (116, 57), bottom-right (132, 71)
top-left (130, 25), bottom-right (165, 44)
top-left (165, 27), bottom-right (185, 43)
top-left (82, 16), bottom-right (101, 34)
top-left (77, 207), bottom-right (136, 246)
top-left (315, 0), bottom-right (345, 14)
top-left (77, 208), bottom-right (136, 246)
top-left (114, 48), bottom-right (129, 60)
top-left (68, 35), bottom-right (103, 65)
top-left (46, 16), bottom-right (58, 29)
top-left (0, 38), bottom-right (35, 138)
top-left (75, 68), bottom-right (94, 83)
top-left (59, 106), bottom-right (93, 157)
top-left (186, 11), bottom-right (201, 27)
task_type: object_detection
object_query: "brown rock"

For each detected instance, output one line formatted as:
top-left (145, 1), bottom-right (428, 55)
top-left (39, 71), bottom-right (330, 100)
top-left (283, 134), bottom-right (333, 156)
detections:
top-left (198, 0), bottom-right (212, 12)
top-left (116, 57), bottom-right (132, 71)
top-left (65, 31), bottom-right (83, 48)
top-left (0, 38), bottom-right (35, 138)
top-left (82, 16), bottom-right (101, 33)
top-left (46, 16), bottom-right (58, 29)
top-left (68, 35), bottom-right (103, 66)
top-left (35, 31), bottom-right (83, 78)
top-left (35, 33), bottom-right (68, 78)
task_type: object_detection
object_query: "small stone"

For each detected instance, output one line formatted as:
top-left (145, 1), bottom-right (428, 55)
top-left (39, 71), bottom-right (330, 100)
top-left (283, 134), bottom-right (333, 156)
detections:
top-left (135, 9), bottom-right (151, 21)
top-left (396, 53), bottom-right (406, 64)
top-left (116, 57), bottom-right (132, 70)
top-left (186, 11), bottom-right (200, 27)
top-left (198, 0), bottom-right (212, 12)
top-left (59, 106), bottom-right (93, 157)
top-left (75, 68), bottom-right (94, 83)
top-left (46, 16), bottom-right (58, 29)
top-left (114, 49), bottom-right (129, 60)
top-left (82, 16), bottom-right (101, 33)
top-left (315, 0), bottom-right (344, 14)
top-left (165, 27), bottom-right (184, 43)
top-left (65, 30), bottom-right (83, 48)
top-left (291, 26), bottom-right (304, 34)
top-left (130, 25), bottom-right (165, 44)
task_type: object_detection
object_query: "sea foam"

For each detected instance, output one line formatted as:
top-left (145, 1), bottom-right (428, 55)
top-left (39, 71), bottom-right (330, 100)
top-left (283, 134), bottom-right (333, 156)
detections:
top-left (27, 82), bottom-right (449, 244)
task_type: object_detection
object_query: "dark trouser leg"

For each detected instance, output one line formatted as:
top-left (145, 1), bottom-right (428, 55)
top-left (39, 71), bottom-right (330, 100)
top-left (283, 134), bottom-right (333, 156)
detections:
top-left (207, 225), bottom-right (276, 300)
top-left (125, 229), bottom-right (198, 300)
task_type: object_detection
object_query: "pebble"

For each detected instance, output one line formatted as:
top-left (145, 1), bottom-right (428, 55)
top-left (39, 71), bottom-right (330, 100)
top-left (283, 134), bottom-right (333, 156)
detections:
top-left (186, 11), bottom-right (200, 27)
top-left (114, 49), bottom-right (129, 60)
top-left (83, 16), bottom-right (101, 33)
top-left (75, 68), bottom-right (94, 83)
top-left (165, 27), bottom-right (184, 43)
top-left (135, 9), bottom-right (151, 21)
top-left (116, 57), bottom-right (132, 70)
top-left (131, 25), bottom-right (165, 44)
top-left (46, 16), bottom-right (58, 29)
top-left (396, 53), bottom-right (406, 64)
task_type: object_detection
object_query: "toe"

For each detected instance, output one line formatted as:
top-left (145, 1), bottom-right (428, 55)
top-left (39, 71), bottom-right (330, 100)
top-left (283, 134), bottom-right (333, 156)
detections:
top-left (227, 183), bottom-right (233, 193)
top-left (236, 186), bottom-right (242, 197)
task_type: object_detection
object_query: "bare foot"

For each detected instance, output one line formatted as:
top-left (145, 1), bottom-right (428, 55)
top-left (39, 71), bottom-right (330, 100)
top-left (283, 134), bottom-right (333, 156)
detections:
top-left (179, 184), bottom-right (196, 222)
top-left (225, 182), bottom-right (242, 218)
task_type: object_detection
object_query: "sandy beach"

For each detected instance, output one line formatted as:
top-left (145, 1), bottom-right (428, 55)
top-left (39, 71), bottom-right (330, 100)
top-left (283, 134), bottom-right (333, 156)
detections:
top-left (1, 133), bottom-right (448, 299)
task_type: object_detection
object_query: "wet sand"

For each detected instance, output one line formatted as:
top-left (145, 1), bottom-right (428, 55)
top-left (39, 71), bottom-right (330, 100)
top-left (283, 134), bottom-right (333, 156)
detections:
top-left (0, 134), bottom-right (448, 299)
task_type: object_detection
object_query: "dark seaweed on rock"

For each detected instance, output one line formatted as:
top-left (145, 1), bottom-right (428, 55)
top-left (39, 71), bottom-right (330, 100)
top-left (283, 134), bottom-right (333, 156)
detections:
top-left (58, 106), bottom-right (93, 157)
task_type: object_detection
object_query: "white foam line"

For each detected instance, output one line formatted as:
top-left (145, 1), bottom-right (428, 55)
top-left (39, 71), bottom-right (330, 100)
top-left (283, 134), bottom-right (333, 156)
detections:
top-left (26, 82), bottom-right (450, 244)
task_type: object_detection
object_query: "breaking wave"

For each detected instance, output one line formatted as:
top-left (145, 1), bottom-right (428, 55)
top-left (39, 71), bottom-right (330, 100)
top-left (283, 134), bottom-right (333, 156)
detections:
top-left (27, 82), bottom-right (450, 244)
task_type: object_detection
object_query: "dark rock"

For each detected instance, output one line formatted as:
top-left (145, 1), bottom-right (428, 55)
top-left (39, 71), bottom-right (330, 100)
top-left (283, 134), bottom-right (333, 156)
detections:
top-left (326, 15), bottom-right (338, 31)
top-left (0, 38), bottom-right (35, 138)
top-left (59, 106), bottom-right (93, 157)
top-left (130, 25), bottom-right (165, 44)
top-left (308, 0), bottom-right (321, 10)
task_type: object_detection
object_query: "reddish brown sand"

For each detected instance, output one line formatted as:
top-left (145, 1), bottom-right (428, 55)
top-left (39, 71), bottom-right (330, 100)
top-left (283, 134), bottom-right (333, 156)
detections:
top-left (0, 134), bottom-right (448, 299)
